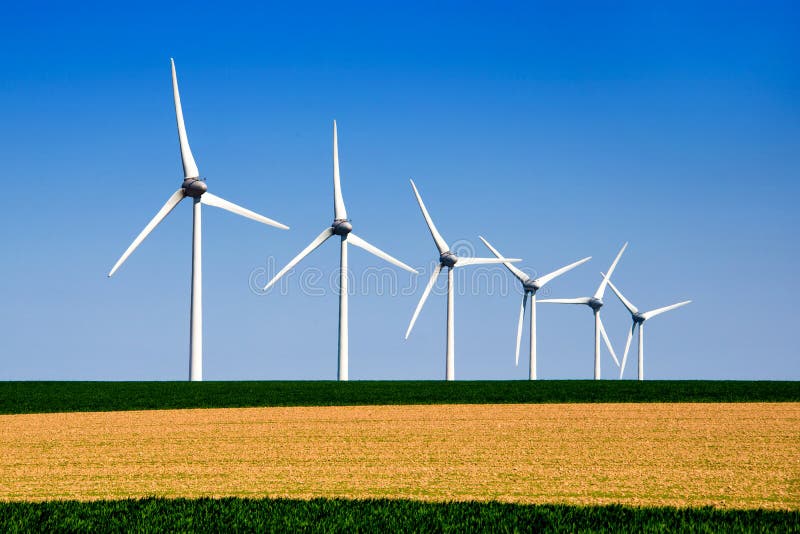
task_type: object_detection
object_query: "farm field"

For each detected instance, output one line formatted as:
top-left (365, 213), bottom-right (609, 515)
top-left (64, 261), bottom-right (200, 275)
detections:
top-left (2, 497), bottom-right (798, 533)
top-left (1, 403), bottom-right (797, 509)
top-left (1, 380), bottom-right (798, 414)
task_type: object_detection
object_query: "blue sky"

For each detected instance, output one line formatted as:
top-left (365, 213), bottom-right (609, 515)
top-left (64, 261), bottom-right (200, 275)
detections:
top-left (0, 2), bottom-right (797, 380)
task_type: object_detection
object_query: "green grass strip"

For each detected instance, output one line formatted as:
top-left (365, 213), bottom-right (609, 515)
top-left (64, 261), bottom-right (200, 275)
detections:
top-left (0, 497), bottom-right (797, 533)
top-left (0, 380), bottom-right (798, 415)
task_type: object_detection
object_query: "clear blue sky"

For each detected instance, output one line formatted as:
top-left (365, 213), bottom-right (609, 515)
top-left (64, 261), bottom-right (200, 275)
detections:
top-left (1, 2), bottom-right (797, 380)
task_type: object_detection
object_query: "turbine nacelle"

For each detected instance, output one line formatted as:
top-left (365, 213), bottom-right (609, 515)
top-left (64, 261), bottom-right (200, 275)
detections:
top-left (587, 297), bottom-right (603, 311)
top-left (332, 219), bottom-right (353, 236)
top-left (108, 59), bottom-right (291, 382)
top-left (439, 251), bottom-right (458, 268)
top-left (263, 122), bottom-right (418, 381)
top-left (182, 178), bottom-right (207, 197)
top-left (522, 279), bottom-right (541, 293)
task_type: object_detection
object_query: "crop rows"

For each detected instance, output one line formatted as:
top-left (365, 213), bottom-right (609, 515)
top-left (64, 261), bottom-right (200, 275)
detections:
top-left (1, 380), bottom-right (798, 414)
top-left (2, 403), bottom-right (797, 509)
top-left (1, 497), bottom-right (798, 533)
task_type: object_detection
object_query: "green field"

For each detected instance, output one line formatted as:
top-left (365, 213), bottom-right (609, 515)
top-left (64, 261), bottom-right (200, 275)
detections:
top-left (0, 380), bottom-right (797, 414)
top-left (1, 498), bottom-right (797, 533)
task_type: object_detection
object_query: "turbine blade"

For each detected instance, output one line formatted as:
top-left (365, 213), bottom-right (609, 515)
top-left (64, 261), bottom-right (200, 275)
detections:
top-left (170, 58), bottom-right (200, 179)
top-left (108, 189), bottom-right (185, 277)
top-left (348, 233), bottom-right (418, 274)
top-left (598, 315), bottom-right (620, 367)
top-left (619, 322), bottom-right (636, 378)
top-left (263, 227), bottom-right (334, 290)
top-left (405, 264), bottom-right (442, 339)
top-left (515, 292), bottom-right (528, 366)
top-left (478, 236), bottom-right (528, 282)
top-left (534, 256), bottom-right (592, 287)
top-left (332, 120), bottom-right (347, 220)
top-left (641, 300), bottom-right (692, 321)
top-left (455, 257), bottom-right (521, 267)
top-left (409, 179), bottom-right (449, 254)
top-left (594, 242), bottom-right (628, 299)
top-left (600, 272), bottom-right (639, 315)
top-left (537, 297), bottom-right (592, 305)
top-left (201, 192), bottom-right (289, 230)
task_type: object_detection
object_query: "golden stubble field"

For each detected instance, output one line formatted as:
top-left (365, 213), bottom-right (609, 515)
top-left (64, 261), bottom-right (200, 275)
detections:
top-left (0, 403), bottom-right (797, 509)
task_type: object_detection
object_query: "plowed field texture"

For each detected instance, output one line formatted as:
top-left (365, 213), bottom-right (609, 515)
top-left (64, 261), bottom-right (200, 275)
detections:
top-left (1, 403), bottom-right (797, 510)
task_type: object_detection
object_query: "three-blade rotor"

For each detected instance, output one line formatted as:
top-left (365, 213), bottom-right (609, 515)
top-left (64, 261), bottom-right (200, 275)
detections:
top-left (262, 122), bottom-right (417, 292)
top-left (479, 235), bottom-right (591, 365)
top-left (404, 182), bottom-right (520, 339)
top-left (108, 59), bottom-right (288, 278)
top-left (537, 243), bottom-right (629, 370)
top-left (538, 243), bottom-right (627, 307)
top-left (604, 276), bottom-right (691, 378)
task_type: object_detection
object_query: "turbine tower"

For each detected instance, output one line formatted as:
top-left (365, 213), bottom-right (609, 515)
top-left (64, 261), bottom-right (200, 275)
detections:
top-left (539, 243), bottom-right (628, 379)
top-left (108, 59), bottom-right (289, 381)
top-left (603, 276), bottom-right (691, 380)
top-left (405, 180), bottom-right (521, 381)
top-left (263, 121), bottom-right (418, 381)
top-left (479, 236), bottom-right (591, 380)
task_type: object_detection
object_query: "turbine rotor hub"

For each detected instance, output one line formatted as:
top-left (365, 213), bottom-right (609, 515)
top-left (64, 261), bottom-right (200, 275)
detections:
top-left (332, 219), bottom-right (353, 236)
top-left (439, 251), bottom-right (458, 268)
top-left (182, 178), bottom-right (207, 198)
top-left (588, 297), bottom-right (603, 311)
top-left (633, 313), bottom-right (646, 324)
top-left (523, 280), bottom-right (540, 293)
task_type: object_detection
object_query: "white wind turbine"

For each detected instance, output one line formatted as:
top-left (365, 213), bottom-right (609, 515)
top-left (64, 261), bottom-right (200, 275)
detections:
top-left (539, 243), bottom-right (628, 379)
top-left (108, 59), bottom-right (289, 382)
top-left (603, 276), bottom-right (691, 381)
top-left (263, 121), bottom-right (417, 381)
top-left (478, 236), bottom-right (591, 380)
top-left (405, 180), bottom-right (521, 381)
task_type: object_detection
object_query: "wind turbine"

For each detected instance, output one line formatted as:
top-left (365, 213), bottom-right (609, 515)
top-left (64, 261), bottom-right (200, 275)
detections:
top-left (108, 59), bottom-right (289, 382)
top-left (478, 236), bottom-right (591, 380)
top-left (603, 276), bottom-right (691, 381)
top-left (405, 180), bottom-right (521, 381)
top-left (539, 243), bottom-right (628, 379)
top-left (263, 121), bottom-right (417, 381)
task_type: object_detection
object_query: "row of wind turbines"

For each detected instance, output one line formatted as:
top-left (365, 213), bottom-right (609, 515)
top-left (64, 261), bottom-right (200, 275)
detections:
top-left (108, 60), bottom-right (691, 382)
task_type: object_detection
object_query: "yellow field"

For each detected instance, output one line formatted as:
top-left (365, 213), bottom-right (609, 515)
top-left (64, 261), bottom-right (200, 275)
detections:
top-left (0, 403), bottom-right (797, 509)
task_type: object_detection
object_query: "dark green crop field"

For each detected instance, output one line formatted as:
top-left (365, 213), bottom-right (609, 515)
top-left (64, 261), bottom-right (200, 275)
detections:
top-left (0, 380), bottom-right (797, 414)
top-left (1, 497), bottom-right (797, 533)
